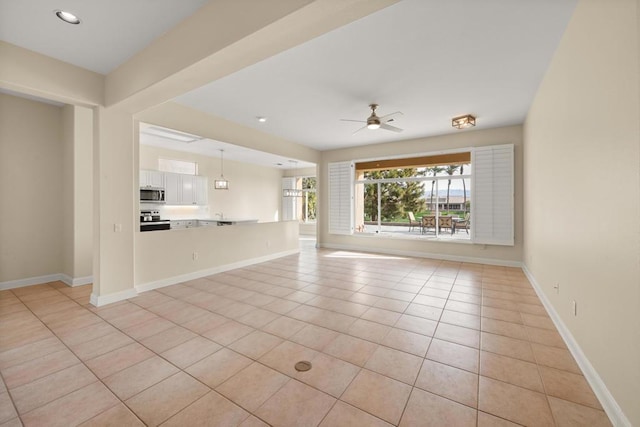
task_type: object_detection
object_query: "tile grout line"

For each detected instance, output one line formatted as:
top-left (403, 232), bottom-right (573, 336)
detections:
top-left (2, 285), bottom-right (135, 426)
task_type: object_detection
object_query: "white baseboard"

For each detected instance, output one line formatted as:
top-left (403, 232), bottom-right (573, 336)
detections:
top-left (522, 264), bottom-right (631, 427)
top-left (0, 273), bottom-right (93, 291)
top-left (136, 249), bottom-right (300, 294)
top-left (60, 274), bottom-right (93, 287)
top-left (90, 288), bottom-right (138, 307)
top-left (319, 242), bottom-right (522, 268)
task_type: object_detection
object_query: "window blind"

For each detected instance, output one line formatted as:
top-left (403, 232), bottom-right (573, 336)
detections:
top-left (471, 144), bottom-right (514, 246)
top-left (328, 161), bottom-right (354, 235)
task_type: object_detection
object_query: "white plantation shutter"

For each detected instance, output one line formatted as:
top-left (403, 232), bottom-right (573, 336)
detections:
top-left (471, 144), bottom-right (514, 245)
top-left (281, 177), bottom-right (296, 221)
top-left (328, 161), bottom-right (354, 235)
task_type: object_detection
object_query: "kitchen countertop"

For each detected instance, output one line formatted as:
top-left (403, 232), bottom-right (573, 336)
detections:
top-left (168, 219), bottom-right (259, 230)
top-left (170, 218), bottom-right (258, 223)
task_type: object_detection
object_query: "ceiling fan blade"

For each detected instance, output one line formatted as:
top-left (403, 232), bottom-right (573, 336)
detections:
top-left (340, 119), bottom-right (366, 123)
top-left (380, 123), bottom-right (404, 133)
top-left (379, 111), bottom-right (403, 121)
top-left (353, 124), bottom-right (368, 134)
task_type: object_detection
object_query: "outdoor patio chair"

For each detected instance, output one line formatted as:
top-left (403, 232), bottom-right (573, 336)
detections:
top-left (407, 212), bottom-right (419, 232)
top-left (453, 213), bottom-right (470, 234)
top-left (421, 215), bottom-right (436, 234)
top-left (438, 216), bottom-right (453, 234)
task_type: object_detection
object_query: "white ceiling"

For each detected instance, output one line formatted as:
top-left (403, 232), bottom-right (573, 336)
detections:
top-left (0, 0), bottom-right (208, 74)
top-left (1, 0), bottom-right (577, 158)
top-left (175, 0), bottom-right (577, 150)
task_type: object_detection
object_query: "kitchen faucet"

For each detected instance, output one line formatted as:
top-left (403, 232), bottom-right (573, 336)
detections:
top-left (215, 212), bottom-right (224, 219)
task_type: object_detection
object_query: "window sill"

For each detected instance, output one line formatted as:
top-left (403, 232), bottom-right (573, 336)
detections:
top-left (352, 232), bottom-right (473, 245)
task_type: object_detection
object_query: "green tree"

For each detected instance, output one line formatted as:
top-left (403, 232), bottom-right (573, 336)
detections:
top-left (460, 164), bottom-right (467, 213)
top-left (301, 177), bottom-right (316, 221)
top-left (426, 166), bottom-right (444, 211)
top-left (363, 169), bottom-right (425, 222)
top-left (444, 165), bottom-right (460, 211)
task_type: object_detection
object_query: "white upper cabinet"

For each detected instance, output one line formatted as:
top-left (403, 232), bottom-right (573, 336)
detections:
top-left (140, 170), bottom-right (164, 188)
top-left (164, 172), bottom-right (180, 205)
top-left (194, 175), bottom-right (208, 205)
top-left (181, 175), bottom-right (195, 204)
top-left (162, 172), bottom-right (208, 206)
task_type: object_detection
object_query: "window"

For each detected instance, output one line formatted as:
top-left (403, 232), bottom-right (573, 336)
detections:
top-left (355, 160), bottom-right (471, 241)
top-left (301, 177), bottom-right (317, 223)
top-left (282, 176), bottom-right (317, 223)
top-left (159, 159), bottom-right (198, 175)
top-left (328, 145), bottom-right (514, 245)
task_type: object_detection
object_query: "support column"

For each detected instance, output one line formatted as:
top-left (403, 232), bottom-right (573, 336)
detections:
top-left (90, 106), bottom-right (137, 306)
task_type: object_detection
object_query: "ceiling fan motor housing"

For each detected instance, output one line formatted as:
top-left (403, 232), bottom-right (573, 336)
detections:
top-left (367, 103), bottom-right (380, 126)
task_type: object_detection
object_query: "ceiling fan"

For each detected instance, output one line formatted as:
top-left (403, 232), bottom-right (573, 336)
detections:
top-left (340, 104), bottom-right (403, 134)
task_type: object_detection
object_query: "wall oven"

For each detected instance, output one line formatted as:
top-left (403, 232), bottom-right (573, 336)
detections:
top-left (140, 187), bottom-right (165, 203)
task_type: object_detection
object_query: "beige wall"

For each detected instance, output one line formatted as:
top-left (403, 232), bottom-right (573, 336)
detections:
top-left (135, 220), bottom-right (299, 287)
top-left (92, 106), bottom-right (136, 300)
top-left (282, 166), bottom-right (317, 177)
top-left (140, 145), bottom-right (283, 222)
top-left (523, 0), bottom-right (640, 424)
top-left (72, 107), bottom-right (94, 279)
top-left (62, 105), bottom-right (94, 280)
top-left (0, 93), bottom-right (63, 282)
top-left (319, 125), bottom-right (524, 265)
top-left (0, 41), bottom-right (103, 107)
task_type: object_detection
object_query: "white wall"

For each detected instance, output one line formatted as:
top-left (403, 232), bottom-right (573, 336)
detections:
top-left (319, 125), bottom-right (524, 265)
top-left (139, 144), bottom-right (282, 222)
top-left (0, 93), bottom-right (63, 283)
top-left (523, 0), bottom-right (640, 424)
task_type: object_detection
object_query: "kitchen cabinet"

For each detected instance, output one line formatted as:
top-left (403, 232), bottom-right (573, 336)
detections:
top-left (194, 175), bottom-right (208, 205)
top-left (164, 173), bottom-right (180, 205)
top-left (140, 170), bottom-right (164, 188)
top-left (163, 173), bottom-right (208, 206)
top-left (171, 220), bottom-right (197, 229)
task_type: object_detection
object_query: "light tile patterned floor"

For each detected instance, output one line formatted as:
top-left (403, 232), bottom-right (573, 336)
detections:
top-left (0, 245), bottom-right (613, 426)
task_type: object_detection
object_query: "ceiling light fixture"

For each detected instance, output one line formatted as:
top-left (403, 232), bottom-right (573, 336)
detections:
top-left (141, 126), bottom-right (203, 143)
top-left (452, 114), bottom-right (476, 129)
top-left (214, 149), bottom-right (229, 190)
top-left (55, 10), bottom-right (81, 25)
top-left (257, 117), bottom-right (267, 123)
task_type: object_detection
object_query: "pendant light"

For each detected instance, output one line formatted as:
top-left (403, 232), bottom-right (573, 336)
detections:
top-left (214, 149), bottom-right (229, 190)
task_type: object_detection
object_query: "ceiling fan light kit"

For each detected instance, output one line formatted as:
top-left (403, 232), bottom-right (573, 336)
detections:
top-left (452, 114), bottom-right (476, 129)
top-left (341, 104), bottom-right (404, 134)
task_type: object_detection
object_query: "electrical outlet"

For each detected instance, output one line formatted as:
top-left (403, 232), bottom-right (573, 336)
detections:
top-left (192, 252), bottom-right (198, 261)
top-left (571, 300), bottom-right (577, 316)
top-left (113, 223), bottom-right (122, 232)
top-left (266, 240), bottom-right (271, 247)
top-left (553, 283), bottom-right (560, 294)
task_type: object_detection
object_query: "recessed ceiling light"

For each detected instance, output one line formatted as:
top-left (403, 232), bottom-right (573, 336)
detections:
top-left (55, 10), bottom-right (81, 25)
top-left (257, 117), bottom-right (267, 123)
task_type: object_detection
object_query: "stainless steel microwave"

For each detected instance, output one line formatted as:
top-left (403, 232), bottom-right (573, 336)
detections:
top-left (140, 187), bottom-right (165, 203)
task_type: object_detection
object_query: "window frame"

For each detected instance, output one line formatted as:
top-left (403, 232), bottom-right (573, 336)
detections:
top-left (328, 145), bottom-right (514, 246)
